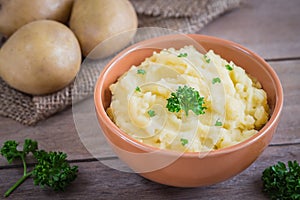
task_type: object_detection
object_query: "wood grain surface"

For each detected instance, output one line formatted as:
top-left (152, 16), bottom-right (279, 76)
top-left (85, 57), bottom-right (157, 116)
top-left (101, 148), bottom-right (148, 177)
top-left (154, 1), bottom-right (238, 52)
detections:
top-left (0, 0), bottom-right (299, 199)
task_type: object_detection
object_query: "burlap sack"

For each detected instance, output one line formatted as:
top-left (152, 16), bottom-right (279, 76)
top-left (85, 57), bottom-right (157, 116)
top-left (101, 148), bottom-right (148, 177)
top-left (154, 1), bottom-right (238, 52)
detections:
top-left (0, 0), bottom-right (242, 125)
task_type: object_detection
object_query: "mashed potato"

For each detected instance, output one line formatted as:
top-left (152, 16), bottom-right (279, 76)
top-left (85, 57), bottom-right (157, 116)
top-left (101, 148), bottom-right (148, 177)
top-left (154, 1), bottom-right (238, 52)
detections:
top-left (107, 46), bottom-right (269, 152)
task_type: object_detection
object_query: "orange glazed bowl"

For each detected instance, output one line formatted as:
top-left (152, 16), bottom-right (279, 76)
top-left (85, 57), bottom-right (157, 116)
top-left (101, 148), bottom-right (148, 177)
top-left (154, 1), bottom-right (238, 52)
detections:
top-left (94, 34), bottom-right (283, 187)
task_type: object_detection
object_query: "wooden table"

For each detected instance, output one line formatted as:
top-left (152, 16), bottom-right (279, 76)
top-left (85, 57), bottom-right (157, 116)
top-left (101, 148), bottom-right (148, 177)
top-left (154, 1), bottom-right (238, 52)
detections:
top-left (1, 0), bottom-right (299, 199)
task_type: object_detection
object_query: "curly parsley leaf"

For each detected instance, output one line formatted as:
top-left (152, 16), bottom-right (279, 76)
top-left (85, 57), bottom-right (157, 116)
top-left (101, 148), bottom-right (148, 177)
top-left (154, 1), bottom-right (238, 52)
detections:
top-left (180, 138), bottom-right (189, 146)
top-left (0, 140), bottom-right (20, 164)
top-left (166, 85), bottom-right (206, 116)
top-left (166, 92), bottom-right (181, 113)
top-left (0, 139), bottom-right (38, 164)
top-left (262, 160), bottom-right (300, 200)
top-left (212, 77), bottom-right (221, 84)
top-left (225, 64), bottom-right (233, 71)
top-left (147, 110), bottom-right (155, 117)
top-left (177, 53), bottom-right (188, 57)
top-left (137, 69), bottom-right (146, 75)
top-left (23, 139), bottom-right (38, 155)
top-left (204, 55), bottom-right (210, 63)
top-left (214, 119), bottom-right (222, 126)
top-left (33, 150), bottom-right (78, 191)
top-left (135, 86), bottom-right (141, 92)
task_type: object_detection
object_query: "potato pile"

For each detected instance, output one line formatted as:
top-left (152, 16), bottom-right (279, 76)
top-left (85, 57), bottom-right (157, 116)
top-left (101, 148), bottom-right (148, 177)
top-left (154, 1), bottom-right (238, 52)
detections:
top-left (0, 0), bottom-right (137, 95)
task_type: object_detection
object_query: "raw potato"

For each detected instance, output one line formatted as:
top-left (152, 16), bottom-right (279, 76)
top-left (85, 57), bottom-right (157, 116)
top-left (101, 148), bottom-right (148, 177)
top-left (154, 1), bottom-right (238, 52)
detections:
top-left (0, 0), bottom-right (74, 37)
top-left (0, 20), bottom-right (81, 95)
top-left (69, 0), bottom-right (138, 59)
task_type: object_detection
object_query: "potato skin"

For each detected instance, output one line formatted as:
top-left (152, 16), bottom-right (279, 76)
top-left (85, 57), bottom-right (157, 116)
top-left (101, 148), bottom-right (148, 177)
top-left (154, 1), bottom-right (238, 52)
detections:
top-left (0, 20), bottom-right (81, 95)
top-left (69, 0), bottom-right (137, 58)
top-left (0, 0), bottom-right (74, 37)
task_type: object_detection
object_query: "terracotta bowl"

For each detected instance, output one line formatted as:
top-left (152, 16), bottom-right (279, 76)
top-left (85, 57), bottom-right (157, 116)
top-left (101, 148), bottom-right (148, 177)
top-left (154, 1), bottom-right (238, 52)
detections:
top-left (94, 34), bottom-right (283, 187)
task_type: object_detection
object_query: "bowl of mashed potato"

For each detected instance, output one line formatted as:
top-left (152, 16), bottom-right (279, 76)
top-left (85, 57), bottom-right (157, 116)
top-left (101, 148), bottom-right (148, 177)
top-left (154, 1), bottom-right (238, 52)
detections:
top-left (94, 34), bottom-right (283, 187)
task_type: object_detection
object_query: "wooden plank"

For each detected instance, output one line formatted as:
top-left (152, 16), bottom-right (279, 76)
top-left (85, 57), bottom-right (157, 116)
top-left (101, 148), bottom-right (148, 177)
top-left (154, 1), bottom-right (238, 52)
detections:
top-left (0, 144), bottom-right (299, 200)
top-left (0, 108), bottom-right (92, 165)
top-left (269, 61), bottom-right (300, 144)
top-left (200, 0), bottom-right (300, 60)
top-left (1, 60), bottom-right (299, 166)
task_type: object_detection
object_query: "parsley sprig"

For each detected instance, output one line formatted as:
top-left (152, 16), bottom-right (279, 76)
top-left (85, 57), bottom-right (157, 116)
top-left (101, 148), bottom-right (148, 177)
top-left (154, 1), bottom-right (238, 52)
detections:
top-left (166, 85), bottom-right (206, 116)
top-left (0, 139), bottom-right (78, 197)
top-left (262, 160), bottom-right (300, 200)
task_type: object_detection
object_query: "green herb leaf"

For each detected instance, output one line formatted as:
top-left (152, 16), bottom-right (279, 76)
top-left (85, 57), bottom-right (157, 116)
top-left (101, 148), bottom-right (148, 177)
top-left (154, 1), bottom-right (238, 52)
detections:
top-left (33, 150), bottom-right (78, 191)
top-left (0, 139), bottom-right (78, 197)
top-left (147, 110), bottom-right (155, 117)
top-left (137, 69), bottom-right (146, 75)
top-left (166, 85), bottom-right (206, 116)
top-left (135, 86), bottom-right (141, 92)
top-left (204, 55), bottom-right (210, 63)
top-left (0, 140), bottom-right (21, 164)
top-left (215, 119), bottom-right (222, 126)
top-left (180, 138), bottom-right (189, 146)
top-left (23, 139), bottom-right (38, 155)
top-left (262, 160), bottom-right (300, 200)
top-left (166, 92), bottom-right (181, 113)
top-left (225, 64), bottom-right (233, 71)
top-left (177, 53), bottom-right (188, 57)
top-left (212, 77), bottom-right (221, 84)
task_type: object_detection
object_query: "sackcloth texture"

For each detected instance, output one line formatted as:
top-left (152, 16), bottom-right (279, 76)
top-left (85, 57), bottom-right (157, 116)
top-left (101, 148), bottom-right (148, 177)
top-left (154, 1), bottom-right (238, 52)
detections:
top-left (0, 0), bottom-right (242, 125)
